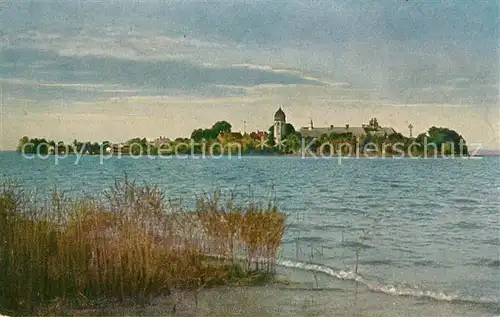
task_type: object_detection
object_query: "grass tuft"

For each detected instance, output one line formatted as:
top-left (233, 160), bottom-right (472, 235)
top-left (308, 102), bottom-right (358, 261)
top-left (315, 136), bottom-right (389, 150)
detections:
top-left (0, 178), bottom-right (285, 315)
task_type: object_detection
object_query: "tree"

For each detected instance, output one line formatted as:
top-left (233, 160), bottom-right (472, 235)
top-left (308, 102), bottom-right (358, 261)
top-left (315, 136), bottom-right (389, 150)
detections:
top-left (415, 133), bottom-right (427, 145)
top-left (36, 138), bottom-right (48, 155)
top-left (284, 133), bottom-right (300, 154)
top-left (17, 136), bottom-right (30, 152)
top-left (191, 121), bottom-right (228, 141)
top-left (267, 131), bottom-right (275, 147)
top-left (191, 128), bottom-right (204, 141)
top-left (264, 125), bottom-right (275, 147)
top-left (72, 139), bottom-right (83, 153)
top-left (284, 123), bottom-right (296, 137)
top-left (426, 126), bottom-right (468, 155)
top-left (211, 121), bottom-right (232, 135)
top-left (387, 132), bottom-right (405, 143)
top-left (319, 133), bottom-right (329, 145)
top-left (56, 141), bottom-right (67, 154)
top-left (442, 142), bottom-right (453, 155)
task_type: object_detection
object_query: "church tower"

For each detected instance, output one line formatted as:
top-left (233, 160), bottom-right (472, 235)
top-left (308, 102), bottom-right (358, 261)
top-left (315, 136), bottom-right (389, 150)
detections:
top-left (273, 107), bottom-right (286, 145)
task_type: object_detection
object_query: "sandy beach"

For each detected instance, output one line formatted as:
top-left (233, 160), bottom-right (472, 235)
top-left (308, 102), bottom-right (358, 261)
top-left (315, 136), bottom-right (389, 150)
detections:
top-left (72, 268), bottom-right (498, 317)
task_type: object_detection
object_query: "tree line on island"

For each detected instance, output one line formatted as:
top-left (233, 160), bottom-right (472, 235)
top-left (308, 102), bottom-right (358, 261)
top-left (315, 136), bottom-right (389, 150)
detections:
top-left (17, 118), bottom-right (469, 156)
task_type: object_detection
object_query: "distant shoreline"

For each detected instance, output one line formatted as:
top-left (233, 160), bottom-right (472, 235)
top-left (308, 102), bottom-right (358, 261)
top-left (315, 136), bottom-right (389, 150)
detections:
top-left (4, 150), bottom-right (494, 158)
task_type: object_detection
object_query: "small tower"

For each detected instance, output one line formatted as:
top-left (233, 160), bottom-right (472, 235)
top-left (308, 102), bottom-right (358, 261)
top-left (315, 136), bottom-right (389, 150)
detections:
top-left (274, 106), bottom-right (286, 144)
top-left (408, 123), bottom-right (413, 139)
top-left (309, 118), bottom-right (314, 130)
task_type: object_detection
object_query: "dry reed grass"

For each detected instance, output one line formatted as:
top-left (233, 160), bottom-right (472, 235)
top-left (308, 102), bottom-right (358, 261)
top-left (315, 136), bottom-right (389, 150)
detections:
top-left (0, 178), bottom-right (286, 315)
top-left (193, 190), bottom-right (285, 272)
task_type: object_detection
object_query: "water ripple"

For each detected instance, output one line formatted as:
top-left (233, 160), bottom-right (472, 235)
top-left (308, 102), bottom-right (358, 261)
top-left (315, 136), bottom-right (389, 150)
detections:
top-left (468, 258), bottom-right (500, 268)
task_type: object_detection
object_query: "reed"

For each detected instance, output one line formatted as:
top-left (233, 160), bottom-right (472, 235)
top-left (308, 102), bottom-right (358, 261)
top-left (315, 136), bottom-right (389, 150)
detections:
top-left (193, 190), bottom-right (285, 272)
top-left (0, 178), bottom-right (286, 315)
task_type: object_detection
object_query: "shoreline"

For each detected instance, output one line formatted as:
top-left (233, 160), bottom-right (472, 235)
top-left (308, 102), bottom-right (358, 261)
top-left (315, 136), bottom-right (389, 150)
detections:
top-left (52, 269), bottom-right (500, 317)
top-left (2, 149), bottom-right (497, 157)
top-left (2, 260), bottom-right (498, 317)
top-left (10, 151), bottom-right (483, 159)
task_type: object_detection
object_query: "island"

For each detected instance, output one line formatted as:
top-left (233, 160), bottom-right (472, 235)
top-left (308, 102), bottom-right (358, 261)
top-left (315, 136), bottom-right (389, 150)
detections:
top-left (17, 107), bottom-right (470, 158)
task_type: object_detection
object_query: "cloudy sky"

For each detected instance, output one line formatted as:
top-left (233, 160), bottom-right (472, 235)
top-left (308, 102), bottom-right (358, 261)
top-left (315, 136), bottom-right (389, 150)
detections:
top-left (0, 0), bottom-right (498, 149)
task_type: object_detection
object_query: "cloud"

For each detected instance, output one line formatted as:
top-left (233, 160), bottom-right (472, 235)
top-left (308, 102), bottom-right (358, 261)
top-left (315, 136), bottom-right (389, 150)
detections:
top-left (0, 0), bottom-right (498, 149)
top-left (2, 2), bottom-right (497, 106)
top-left (2, 25), bottom-right (227, 63)
top-left (0, 46), bottom-right (325, 102)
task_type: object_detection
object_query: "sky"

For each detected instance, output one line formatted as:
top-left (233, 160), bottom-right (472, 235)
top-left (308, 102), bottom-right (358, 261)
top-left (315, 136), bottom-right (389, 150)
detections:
top-left (0, 0), bottom-right (499, 150)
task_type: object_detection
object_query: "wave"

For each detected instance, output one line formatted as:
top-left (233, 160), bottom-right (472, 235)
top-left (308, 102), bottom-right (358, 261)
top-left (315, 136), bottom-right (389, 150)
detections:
top-left (453, 220), bottom-right (485, 229)
top-left (340, 241), bottom-right (374, 249)
top-left (202, 251), bottom-right (500, 306)
top-left (292, 236), bottom-right (324, 243)
top-left (310, 223), bottom-right (348, 230)
top-left (274, 259), bottom-right (500, 306)
top-left (452, 197), bottom-right (482, 204)
top-left (413, 259), bottom-right (453, 268)
top-left (357, 259), bottom-right (396, 266)
top-left (482, 238), bottom-right (500, 246)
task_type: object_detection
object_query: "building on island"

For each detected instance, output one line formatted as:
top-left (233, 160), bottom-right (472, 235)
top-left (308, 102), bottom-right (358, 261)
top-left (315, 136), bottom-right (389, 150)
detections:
top-left (150, 136), bottom-right (171, 148)
top-left (111, 143), bottom-right (129, 154)
top-left (217, 132), bottom-right (243, 143)
top-left (250, 130), bottom-right (268, 142)
top-left (271, 107), bottom-right (397, 140)
top-left (299, 119), bottom-right (397, 139)
top-left (273, 107), bottom-right (286, 144)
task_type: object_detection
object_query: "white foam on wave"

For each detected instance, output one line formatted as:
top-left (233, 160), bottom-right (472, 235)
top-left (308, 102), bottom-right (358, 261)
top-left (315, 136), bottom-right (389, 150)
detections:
top-left (274, 258), bottom-right (500, 305)
top-left (206, 252), bottom-right (500, 306)
top-left (276, 259), bottom-right (361, 281)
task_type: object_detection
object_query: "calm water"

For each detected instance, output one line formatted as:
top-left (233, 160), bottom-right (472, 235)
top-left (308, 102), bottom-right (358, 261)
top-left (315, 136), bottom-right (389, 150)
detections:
top-left (1, 151), bottom-right (499, 315)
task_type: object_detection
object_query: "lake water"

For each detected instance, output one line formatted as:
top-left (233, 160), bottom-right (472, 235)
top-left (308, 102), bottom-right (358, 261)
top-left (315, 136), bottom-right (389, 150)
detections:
top-left (1, 151), bottom-right (499, 316)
